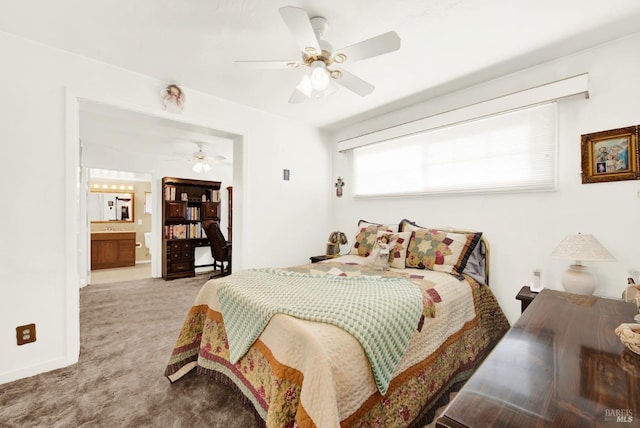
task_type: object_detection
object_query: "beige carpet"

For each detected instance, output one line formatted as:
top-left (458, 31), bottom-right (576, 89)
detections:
top-left (0, 275), bottom-right (453, 427)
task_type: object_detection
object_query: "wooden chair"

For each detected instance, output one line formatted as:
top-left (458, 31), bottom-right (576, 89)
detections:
top-left (202, 220), bottom-right (232, 277)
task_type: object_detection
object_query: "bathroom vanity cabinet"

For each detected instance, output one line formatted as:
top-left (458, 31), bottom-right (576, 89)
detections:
top-left (90, 231), bottom-right (136, 270)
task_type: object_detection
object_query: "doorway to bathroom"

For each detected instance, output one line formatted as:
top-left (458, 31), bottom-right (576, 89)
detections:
top-left (87, 168), bottom-right (153, 285)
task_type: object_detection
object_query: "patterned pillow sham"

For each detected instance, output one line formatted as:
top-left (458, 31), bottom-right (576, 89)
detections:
top-left (348, 220), bottom-right (398, 257)
top-left (400, 219), bottom-right (486, 283)
top-left (374, 230), bottom-right (412, 269)
top-left (404, 225), bottom-right (482, 278)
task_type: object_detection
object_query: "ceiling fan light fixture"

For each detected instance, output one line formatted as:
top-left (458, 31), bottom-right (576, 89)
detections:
top-left (310, 60), bottom-right (331, 91)
top-left (192, 161), bottom-right (204, 173)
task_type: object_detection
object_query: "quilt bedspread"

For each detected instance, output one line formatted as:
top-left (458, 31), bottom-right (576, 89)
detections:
top-left (165, 259), bottom-right (510, 428)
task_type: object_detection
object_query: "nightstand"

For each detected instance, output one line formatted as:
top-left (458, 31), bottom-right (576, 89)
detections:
top-left (309, 255), bottom-right (329, 263)
top-left (515, 285), bottom-right (538, 313)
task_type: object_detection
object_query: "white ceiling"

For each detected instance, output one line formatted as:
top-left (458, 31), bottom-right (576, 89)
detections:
top-left (78, 99), bottom-right (234, 161)
top-left (4, 1), bottom-right (640, 130)
top-left (4, 0), bottom-right (640, 156)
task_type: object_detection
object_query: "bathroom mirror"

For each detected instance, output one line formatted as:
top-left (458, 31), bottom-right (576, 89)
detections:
top-left (88, 190), bottom-right (135, 223)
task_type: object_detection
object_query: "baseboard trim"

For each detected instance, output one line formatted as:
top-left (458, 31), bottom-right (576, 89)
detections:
top-left (0, 355), bottom-right (75, 385)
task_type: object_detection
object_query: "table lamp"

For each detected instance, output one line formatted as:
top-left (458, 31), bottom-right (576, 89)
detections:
top-left (551, 233), bottom-right (615, 295)
top-left (326, 231), bottom-right (348, 258)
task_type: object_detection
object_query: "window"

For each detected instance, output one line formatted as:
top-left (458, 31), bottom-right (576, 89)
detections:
top-left (352, 103), bottom-right (557, 197)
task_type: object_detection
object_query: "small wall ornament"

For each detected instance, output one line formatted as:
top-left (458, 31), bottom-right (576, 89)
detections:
top-left (335, 176), bottom-right (345, 197)
top-left (162, 83), bottom-right (185, 113)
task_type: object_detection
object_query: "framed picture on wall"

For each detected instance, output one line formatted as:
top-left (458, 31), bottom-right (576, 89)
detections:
top-left (581, 126), bottom-right (638, 184)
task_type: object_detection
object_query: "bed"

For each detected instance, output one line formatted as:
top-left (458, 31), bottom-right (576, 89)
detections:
top-left (165, 219), bottom-right (510, 427)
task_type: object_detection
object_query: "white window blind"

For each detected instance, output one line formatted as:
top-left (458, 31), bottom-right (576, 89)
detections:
top-left (353, 103), bottom-right (557, 197)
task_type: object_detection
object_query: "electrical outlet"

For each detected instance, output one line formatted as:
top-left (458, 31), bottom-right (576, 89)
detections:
top-left (16, 323), bottom-right (36, 346)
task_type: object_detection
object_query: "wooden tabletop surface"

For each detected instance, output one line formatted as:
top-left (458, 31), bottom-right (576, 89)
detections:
top-left (437, 289), bottom-right (640, 427)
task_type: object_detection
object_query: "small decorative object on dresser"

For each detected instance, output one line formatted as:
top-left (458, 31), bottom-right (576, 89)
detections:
top-left (615, 323), bottom-right (640, 355)
top-left (623, 279), bottom-right (640, 318)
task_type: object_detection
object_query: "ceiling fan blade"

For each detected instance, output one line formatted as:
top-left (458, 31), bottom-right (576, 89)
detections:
top-left (288, 74), bottom-right (313, 104)
top-left (279, 6), bottom-right (321, 55)
top-left (333, 69), bottom-right (375, 96)
top-left (235, 60), bottom-right (301, 70)
top-left (334, 31), bottom-right (401, 63)
top-left (289, 86), bottom-right (308, 104)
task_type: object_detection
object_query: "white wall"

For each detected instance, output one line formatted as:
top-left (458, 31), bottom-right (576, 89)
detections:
top-left (0, 31), bottom-right (331, 384)
top-left (331, 33), bottom-right (640, 325)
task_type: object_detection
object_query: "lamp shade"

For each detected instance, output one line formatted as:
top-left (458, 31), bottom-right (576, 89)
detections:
top-left (551, 233), bottom-right (615, 295)
top-left (551, 233), bottom-right (615, 262)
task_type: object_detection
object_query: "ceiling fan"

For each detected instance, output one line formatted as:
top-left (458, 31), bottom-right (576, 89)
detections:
top-left (190, 143), bottom-right (226, 173)
top-left (236, 6), bottom-right (401, 103)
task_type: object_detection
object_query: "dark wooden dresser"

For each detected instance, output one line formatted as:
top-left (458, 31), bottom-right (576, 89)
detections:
top-left (436, 289), bottom-right (640, 427)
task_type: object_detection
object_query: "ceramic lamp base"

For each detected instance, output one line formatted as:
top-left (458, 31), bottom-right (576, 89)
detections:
top-left (561, 264), bottom-right (596, 295)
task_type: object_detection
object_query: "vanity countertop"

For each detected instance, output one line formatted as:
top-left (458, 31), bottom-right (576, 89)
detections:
top-left (91, 231), bottom-right (136, 239)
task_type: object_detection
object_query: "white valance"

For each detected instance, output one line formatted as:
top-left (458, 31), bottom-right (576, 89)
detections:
top-left (338, 73), bottom-right (589, 152)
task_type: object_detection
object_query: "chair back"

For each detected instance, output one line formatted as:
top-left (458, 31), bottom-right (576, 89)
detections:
top-left (202, 220), bottom-right (230, 261)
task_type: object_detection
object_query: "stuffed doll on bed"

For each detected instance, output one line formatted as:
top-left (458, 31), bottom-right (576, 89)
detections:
top-left (366, 234), bottom-right (392, 271)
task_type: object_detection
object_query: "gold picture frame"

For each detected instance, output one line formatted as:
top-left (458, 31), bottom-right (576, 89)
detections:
top-left (581, 126), bottom-right (638, 184)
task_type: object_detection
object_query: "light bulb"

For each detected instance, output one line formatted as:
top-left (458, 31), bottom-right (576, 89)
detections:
top-left (192, 162), bottom-right (203, 173)
top-left (310, 61), bottom-right (330, 91)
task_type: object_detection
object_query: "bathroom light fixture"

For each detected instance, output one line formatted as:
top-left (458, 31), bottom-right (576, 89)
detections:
top-left (551, 233), bottom-right (615, 295)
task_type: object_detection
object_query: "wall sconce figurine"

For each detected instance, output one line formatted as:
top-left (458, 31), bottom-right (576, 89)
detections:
top-left (335, 176), bottom-right (345, 197)
top-left (162, 83), bottom-right (185, 113)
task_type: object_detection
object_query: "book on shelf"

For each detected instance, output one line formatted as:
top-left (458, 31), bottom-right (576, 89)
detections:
top-left (164, 186), bottom-right (177, 201)
top-left (186, 206), bottom-right (201, 220)
top-left (164, 222), bottom-right (204, 239)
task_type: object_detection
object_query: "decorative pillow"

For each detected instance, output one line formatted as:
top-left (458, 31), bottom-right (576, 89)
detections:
top-left (373, 230), bottom-right (412, 269)
top-left (349, 220), bottom-right (398, 257)
top-left (463, 240), bottom-right (487, 285)
top-left (400, 219), bottom-right (486, 283)
top-left (399, 218), bottom-right (423, 233)
top-left (406, 228), bottom-right (482, 277)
